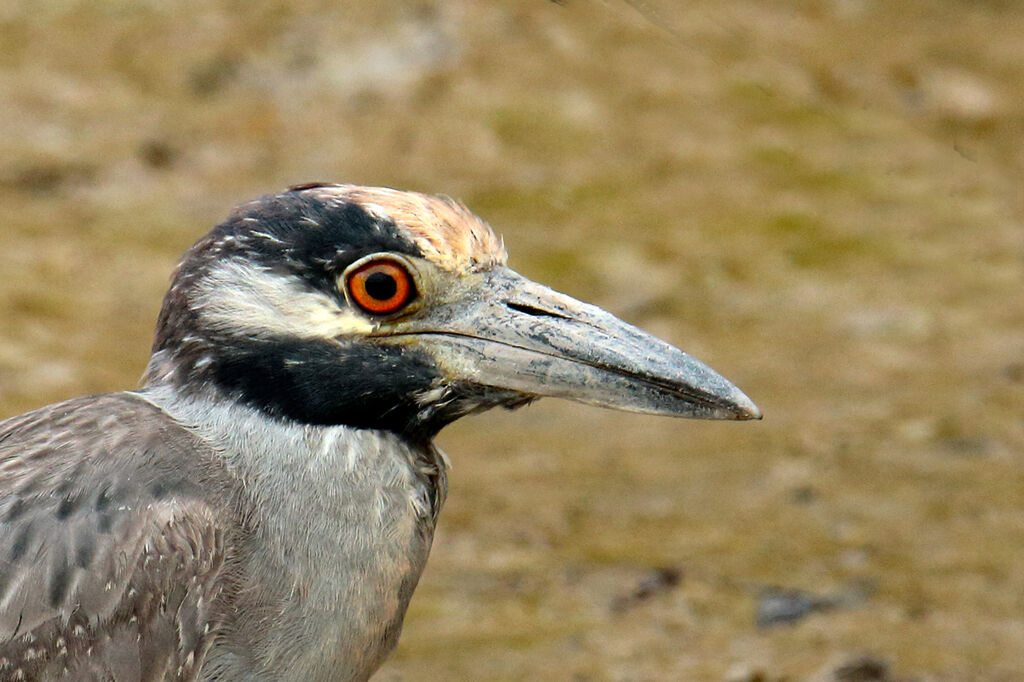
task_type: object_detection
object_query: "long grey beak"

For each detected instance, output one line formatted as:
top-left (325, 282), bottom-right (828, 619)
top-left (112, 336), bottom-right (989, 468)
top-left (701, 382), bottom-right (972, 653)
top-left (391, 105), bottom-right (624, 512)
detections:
top-left (386, 267), bottom-right (760, 420)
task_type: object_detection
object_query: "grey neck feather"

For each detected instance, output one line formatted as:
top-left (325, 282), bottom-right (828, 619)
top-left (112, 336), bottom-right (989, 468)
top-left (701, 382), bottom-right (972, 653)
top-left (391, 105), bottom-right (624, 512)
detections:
top-left (137, 383), bottom-right (448, 522)
top-left (135, 383), bottom-right (448, 681)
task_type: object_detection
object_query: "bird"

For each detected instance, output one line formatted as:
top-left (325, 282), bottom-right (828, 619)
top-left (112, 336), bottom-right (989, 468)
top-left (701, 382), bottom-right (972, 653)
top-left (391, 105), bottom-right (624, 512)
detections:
top-left (0, 183), bottom-right (760, 681)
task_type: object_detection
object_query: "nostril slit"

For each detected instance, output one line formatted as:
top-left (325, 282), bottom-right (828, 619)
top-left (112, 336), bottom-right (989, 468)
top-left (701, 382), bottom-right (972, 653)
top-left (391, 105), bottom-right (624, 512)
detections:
top-left (506, 302), bottom-right (570, 319)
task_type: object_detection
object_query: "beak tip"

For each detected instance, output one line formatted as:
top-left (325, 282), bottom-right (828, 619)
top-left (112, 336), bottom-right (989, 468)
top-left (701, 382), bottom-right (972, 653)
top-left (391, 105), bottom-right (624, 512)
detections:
top-left (728, 392), bottom-right (762, 421)
top-left (736, 404), bottom-right (763, 421)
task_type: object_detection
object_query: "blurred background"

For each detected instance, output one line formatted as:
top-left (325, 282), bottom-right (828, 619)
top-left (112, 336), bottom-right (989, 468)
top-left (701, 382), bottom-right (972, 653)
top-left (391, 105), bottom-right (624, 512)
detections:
top-left (1, 1), bottom-right (1022, 679)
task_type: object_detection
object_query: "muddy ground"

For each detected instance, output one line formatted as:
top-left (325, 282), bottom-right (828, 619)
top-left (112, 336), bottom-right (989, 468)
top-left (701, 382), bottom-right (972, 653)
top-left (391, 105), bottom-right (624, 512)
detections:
top-left (1, 1), bottom-right (1022, 679)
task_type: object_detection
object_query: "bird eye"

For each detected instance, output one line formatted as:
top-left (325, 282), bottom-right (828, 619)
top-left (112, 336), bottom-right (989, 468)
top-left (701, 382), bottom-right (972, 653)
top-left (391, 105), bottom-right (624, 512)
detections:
top-left (346, 259), bottom-right (415, 315)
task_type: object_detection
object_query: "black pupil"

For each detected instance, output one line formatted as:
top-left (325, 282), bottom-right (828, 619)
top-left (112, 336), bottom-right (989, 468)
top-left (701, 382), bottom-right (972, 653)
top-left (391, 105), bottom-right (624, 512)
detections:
top-left (365, 271), bottom-right (398, 301)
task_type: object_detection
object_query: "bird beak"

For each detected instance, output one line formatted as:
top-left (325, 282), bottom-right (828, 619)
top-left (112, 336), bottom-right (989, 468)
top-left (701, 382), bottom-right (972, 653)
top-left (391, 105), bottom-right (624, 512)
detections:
top-left (385, 267), bottom-right (761, 421)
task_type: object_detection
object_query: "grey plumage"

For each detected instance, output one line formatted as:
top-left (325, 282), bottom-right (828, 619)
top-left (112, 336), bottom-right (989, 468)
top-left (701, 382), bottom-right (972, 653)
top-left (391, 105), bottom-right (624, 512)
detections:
top-left (0, 394), bottom-right (230, 680)
top-left (0, 184), bottom-right (758, 681)
top-left (0, 390), bottom-right (442, 681)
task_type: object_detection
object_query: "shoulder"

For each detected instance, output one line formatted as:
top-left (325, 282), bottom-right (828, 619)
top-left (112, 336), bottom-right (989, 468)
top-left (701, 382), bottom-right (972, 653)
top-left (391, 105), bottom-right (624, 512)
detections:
top-left (0, 391), bottom-right (230, 503)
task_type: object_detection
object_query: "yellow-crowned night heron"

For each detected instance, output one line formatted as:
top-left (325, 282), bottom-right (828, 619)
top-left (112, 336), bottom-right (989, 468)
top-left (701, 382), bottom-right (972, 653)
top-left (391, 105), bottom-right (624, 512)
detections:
top-left (0, 184), bottom-right (759, 681)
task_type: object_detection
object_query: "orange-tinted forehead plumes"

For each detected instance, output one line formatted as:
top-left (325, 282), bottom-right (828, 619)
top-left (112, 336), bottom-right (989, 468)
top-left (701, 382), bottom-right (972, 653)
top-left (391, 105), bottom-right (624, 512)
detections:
top-left (308, 185), bottom-right (507, 271)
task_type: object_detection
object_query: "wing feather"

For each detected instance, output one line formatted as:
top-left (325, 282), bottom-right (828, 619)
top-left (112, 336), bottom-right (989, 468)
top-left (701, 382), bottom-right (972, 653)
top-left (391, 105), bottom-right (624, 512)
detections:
top-left (0, 393), bottom-right (235, 681)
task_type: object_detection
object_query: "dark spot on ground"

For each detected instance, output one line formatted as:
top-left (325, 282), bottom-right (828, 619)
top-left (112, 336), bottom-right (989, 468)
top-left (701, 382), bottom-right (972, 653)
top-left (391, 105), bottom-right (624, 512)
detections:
top-left (1003, 363), bottom-right (1024, 383)
top-left (939, 437), bottom-right (994, 458)
top-left (2, 162), bottom-right (96, 194)
top-left (188, 55), bottom-right (240, 97)
top-left (138, 139), bottom-right (177, 169)
top-left (788, 485), bottom-right (817, 504)
top-left (832, 656), bottom-right (892, 682)
top-left (611, 566), bottom-right (683, 613)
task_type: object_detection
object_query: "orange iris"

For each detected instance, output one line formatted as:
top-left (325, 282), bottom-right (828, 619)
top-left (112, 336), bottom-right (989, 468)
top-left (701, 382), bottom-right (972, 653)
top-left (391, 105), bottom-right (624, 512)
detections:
top-left (346, 260), bottom-right (414, 315)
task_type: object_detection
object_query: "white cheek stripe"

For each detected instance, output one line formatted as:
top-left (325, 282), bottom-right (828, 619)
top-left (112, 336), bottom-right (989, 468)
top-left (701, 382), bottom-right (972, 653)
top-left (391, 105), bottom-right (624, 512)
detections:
top-left (194, 259), bottom-right (375, 338)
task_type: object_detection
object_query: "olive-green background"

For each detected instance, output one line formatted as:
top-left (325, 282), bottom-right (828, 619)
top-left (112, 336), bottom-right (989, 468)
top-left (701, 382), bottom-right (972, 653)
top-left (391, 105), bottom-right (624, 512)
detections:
top-left (1, 1), bottom-right (1022, 679)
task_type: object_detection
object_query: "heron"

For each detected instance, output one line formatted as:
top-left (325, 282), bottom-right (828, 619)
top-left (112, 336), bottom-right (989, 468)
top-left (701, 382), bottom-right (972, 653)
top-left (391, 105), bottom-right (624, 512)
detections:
top-left (0, 184), bottom-right (759, 681)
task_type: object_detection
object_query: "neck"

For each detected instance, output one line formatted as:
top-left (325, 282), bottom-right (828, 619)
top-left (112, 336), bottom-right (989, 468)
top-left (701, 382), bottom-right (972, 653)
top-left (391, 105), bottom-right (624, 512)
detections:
top-left (137, 383), bottom-right (448, 523)
top-left (144, 339), bottom-right (451, 439)
top-left (136, 383), bottom-right (447, 679)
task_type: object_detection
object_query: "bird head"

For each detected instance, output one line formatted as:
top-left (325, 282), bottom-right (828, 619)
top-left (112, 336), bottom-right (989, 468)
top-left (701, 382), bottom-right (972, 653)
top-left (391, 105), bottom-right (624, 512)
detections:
top-left (146, 184), bottom-right (760, 439)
